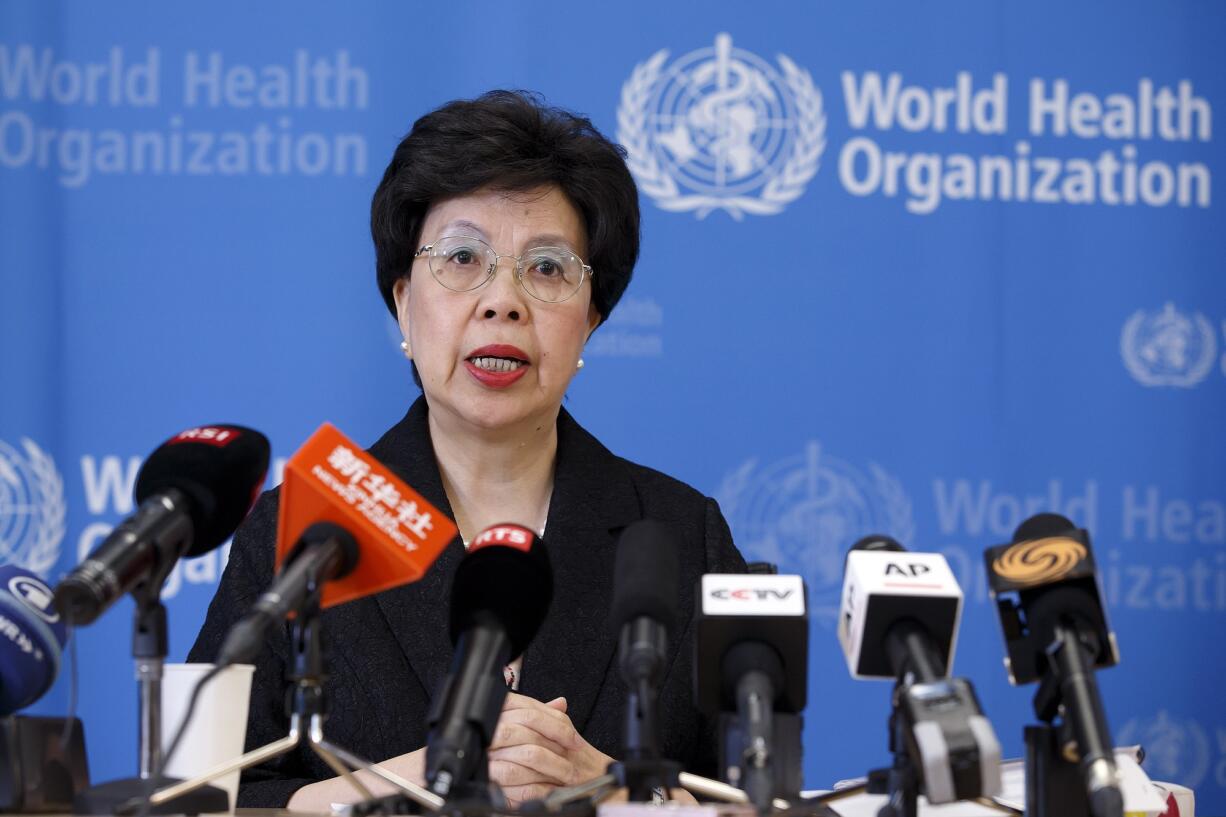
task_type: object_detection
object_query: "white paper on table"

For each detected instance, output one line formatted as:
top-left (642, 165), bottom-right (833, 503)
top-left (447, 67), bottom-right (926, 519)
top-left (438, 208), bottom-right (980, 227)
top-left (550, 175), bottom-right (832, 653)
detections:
top-left (824, 745), bottom-right (1171, 817)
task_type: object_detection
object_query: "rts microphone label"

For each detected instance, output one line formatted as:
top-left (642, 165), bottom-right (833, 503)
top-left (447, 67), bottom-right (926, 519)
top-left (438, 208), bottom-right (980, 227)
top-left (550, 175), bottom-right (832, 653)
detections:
top-left (470, 524), bottom-right (535, 553)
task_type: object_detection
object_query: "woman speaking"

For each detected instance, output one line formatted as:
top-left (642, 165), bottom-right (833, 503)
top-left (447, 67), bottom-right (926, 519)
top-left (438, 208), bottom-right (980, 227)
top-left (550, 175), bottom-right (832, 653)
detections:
top-left (189, 90), bottom-right (746, 810)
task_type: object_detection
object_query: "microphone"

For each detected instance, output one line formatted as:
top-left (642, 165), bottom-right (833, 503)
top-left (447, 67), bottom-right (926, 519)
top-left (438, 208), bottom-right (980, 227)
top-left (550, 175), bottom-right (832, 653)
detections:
top-left (694, 573), bottom-right (807, 810)
top-left (0, 566), bottom-right (67, 716)
top-left (985, 513), bottom-right (1122, 817)
top-left (610, 519), bottom-right (678, 763)
top-left (425, 524), bottom-right (552, 799)
top-left (53, 425), bottom-right (270, 625)
top-left (217, 421), bottom-right (456, 664)
top-left (839, 535), bottom-right (1002, 805)
top-left (216, 523), bottom-right (358, 666)
top-left (838, 535), bottom-right (960, 680)
top-left (132, 424), bottom-right (455, 817)
top-left (0, 566), bottom-right (91, 812)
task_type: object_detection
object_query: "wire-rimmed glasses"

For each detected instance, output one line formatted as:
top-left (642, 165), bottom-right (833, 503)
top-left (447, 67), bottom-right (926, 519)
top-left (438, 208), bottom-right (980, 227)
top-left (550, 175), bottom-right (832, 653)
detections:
top-left (413, 235), bottom-right (593, 304)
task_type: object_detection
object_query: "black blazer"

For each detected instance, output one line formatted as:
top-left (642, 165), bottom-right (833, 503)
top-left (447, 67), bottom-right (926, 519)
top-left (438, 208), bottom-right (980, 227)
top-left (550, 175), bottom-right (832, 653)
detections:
top-left (188, 398), bottom-right (746, 807)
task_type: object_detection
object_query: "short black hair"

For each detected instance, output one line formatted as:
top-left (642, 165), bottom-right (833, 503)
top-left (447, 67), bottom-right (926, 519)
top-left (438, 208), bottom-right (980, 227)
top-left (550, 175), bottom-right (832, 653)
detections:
top-left (372, 90), bottom-right (640, 324)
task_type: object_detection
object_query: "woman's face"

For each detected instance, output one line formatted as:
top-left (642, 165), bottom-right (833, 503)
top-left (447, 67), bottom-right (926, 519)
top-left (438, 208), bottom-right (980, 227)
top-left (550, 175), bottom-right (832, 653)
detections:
top-left (394, 185), bottom-right (600, 435)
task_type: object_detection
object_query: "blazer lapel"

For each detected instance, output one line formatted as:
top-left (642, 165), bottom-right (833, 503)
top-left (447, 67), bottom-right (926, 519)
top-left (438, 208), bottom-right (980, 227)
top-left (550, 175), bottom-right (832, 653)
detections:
top-left (518, 409), bottom-right (642, 732)
top-left (364, 400), bottom-right (645, 732)
top-left (368, 398), bottom-right (464, 699)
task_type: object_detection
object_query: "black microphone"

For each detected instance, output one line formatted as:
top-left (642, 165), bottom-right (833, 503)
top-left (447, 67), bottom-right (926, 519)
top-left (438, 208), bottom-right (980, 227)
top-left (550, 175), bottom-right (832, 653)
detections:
top-left (216, 522), bottom-right (360, 666)
top-left (53, 425), bottom-right (269, 625)
top-left (840, 535), bottom-right (1001, 805)
top-left (610, 519), bottom-right (679, 765)
top-left (694, 573), bottom-right (807, 811)
top-left (986, 514), bottom-right (1122, 817)
top-left (425, 524), bottom-right (552, 800)
top-left (725, 642), bottom-right (785, 809)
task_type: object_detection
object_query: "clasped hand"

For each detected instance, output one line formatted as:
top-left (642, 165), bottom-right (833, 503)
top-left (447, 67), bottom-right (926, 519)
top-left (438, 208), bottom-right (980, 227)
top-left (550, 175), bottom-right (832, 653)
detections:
top-left (488, 692), bottom-right (613, 807)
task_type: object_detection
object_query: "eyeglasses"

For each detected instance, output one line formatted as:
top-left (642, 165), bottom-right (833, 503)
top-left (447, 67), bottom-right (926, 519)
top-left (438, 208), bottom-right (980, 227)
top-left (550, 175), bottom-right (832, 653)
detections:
top-left (413, 235), bottom-right (593, 304)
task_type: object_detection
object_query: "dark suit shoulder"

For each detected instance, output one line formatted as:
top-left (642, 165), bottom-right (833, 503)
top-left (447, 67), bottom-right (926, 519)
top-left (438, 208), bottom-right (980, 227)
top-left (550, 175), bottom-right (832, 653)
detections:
top-left (188, 487), bottom-right (281, 663)
top-left (610, 455), bottom-right (747, 576)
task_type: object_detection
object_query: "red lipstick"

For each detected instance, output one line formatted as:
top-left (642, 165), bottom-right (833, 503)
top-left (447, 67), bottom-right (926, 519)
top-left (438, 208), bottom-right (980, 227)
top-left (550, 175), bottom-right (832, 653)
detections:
top-left (467, 344), bottom-right (529, 361)
top-left (465, 344), bottom-right (530, 389)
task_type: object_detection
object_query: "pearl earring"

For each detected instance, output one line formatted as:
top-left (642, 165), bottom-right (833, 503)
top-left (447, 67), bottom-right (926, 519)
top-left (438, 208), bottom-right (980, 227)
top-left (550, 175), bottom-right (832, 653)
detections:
top-left (577, 358), bottom-right (585, 370)
top-left (400, 340), bottom-right (412, 360)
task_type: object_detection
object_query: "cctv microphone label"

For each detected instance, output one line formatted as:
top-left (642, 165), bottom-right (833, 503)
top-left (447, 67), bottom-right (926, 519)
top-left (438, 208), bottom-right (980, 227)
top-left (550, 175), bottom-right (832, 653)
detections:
top-left (701, 574), bottom-right (806, 616)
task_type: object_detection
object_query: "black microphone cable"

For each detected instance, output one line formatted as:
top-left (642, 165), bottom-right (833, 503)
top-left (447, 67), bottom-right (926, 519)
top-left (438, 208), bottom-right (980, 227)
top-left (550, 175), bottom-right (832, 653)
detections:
top-left (57, 622), bottom-right (79, 753)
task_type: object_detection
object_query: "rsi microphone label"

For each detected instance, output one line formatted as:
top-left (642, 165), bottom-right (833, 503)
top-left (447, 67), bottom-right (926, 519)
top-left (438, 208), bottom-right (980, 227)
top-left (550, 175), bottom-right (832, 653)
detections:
top-left (702, 574), bottom-right (806, 616)
top-left (170, 426), bottom-right (240, 447)
top-left (0, 435), bottom-right (290, 598)
top-left (470, 524), bottom-right (534, 553)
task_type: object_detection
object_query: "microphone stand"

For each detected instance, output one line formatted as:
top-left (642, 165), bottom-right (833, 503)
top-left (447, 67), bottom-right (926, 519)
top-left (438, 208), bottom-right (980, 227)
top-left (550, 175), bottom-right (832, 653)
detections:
top-left (135, 584), bottom-right (443, 815)
top-left (543, 670), bottom-right (788, 812)
top-left (74, 560), bottom-right (231, 815)
top-left (607, 672), bottom-right (682, 803)
top-left (1024, 624), bottom-right (1121, 817)
top-left (717, 668), bottom-right (803, 813)
top-left (857, 680), bottom-right (919, 817)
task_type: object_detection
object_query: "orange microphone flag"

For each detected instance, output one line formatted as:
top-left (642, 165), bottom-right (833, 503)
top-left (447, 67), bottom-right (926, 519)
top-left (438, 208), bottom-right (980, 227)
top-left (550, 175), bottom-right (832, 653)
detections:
top-left (277, 422), bottom-right (457, 609)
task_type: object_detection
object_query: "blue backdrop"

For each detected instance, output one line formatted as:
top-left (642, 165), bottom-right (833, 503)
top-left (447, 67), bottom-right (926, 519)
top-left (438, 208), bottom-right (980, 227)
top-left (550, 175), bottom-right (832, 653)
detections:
top-left (3, 1), bottom-right (1224, 811)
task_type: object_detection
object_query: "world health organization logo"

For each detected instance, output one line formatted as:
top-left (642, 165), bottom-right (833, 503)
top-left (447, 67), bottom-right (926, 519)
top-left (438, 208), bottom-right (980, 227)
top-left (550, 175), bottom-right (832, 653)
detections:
top-left (618, 33), bottom-right (826, 219)
top-left (716, 441), bottom-right (914, 626)
top-left (0, 438), bottom-right (65, 578)
top-left (1118, 711), bottom-right (1211, 789)
top-left (1121, 303), bottom-right (1217, 388)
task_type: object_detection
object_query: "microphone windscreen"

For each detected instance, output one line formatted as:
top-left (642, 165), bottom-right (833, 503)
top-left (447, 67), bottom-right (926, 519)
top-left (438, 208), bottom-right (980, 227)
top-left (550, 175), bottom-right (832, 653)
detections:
top-left (845, 534), bottom-right (905, 572)
top-left (1025, 584), bottom-right (1107, 655)
top-left (135, 425), bottom-right (270, 556)
top-left (1012, 512), bottom-right (1077, 544)
top-left (288, 521), bottom-right (361, 580)
top-left (0, 566), bottom-right (67, 716)
top-left (610, 519), bottom-right (679, 637)
top-left (450, 524), bottom-right (553, 659)
top-left (720, 640), bottom-right (786, 703)
top-left (851, 534), bottom-right (906, 553)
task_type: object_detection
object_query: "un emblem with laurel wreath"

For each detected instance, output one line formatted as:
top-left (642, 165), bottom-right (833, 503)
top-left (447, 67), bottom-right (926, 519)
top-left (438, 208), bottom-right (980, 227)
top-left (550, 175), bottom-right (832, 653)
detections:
top-left (618, 33), bottom-right (826, 220)
top-left (1118, 711), bottom-right (1211, 789)
top-left (716, 441), bottom-right (914, 628)
top-left (0, 438), bottom-right (66, 579)
top-left (1121, 302), bottom-right (1217, 388)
